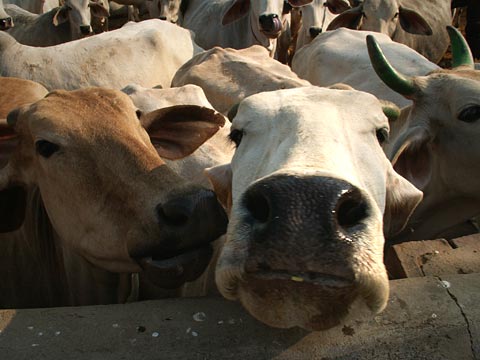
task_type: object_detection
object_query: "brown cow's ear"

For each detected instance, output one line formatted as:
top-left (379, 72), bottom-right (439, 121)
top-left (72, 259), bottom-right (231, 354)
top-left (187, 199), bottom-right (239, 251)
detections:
top-left (222, 0), bottom-right (250, 25)
top-left (205, 164), bottom-right (232, 214)
top-left (326, 5), bottom-right (363, 31)
top-left (398, 7), bottom-right (432, 35)
top-left (53, 6), bottom-right (70, 26)
top-left (140, 105), bottom-right (226, 160)
top-left (325, 0), bottom-right (351, 15)
top-left (89, 2), bottom-right (110, 18)
top-left (383, 166), bottom-right (423, 237)
top-left (288, 0), bottom-right (313, 7)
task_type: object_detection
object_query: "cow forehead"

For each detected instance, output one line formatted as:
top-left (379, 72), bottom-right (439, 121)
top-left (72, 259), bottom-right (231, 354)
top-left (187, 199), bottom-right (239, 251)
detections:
top-left (23, 89), bottom-right (139, 134)
top-left (234, 87), bottom-right (386, 131)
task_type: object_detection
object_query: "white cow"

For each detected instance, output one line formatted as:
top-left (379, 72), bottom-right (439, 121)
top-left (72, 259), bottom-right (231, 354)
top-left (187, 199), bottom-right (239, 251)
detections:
top-left (327, 0), bottom-right (452, 63)
top-left (3, 0), bottom-right (58, 14)
top-left (179, 0), bottom-right (313, 57)
top-left (205, 86), bottom-right (421, 330)
top-left (145, 0), bottom-right (180, 22)
top-left (172, 45), bottom-right (311, 115)
top-left (295, 0), bottom-right (350, 50)
top-left (0, 19), bottom-right (203, 90)
top-left (367, 26), bottom-right (480, 242)
top-left (5, 0), bottom-right (109, 46)
top-left (292, 28), bottom-right (439, 108)
top-left (0, 0), bottom-right (14, 29)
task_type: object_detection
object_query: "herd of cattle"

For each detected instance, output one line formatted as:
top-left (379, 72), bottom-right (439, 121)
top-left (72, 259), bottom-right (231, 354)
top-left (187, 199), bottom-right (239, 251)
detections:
top-left (0, 0), bottom-right (479, 332)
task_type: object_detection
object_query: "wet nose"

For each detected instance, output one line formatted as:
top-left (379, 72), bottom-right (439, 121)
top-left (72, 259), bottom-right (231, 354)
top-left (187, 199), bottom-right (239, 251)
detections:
top-left (79, 25), bottom-right (92, 35)
top-left (243, 175), bottom-right (370, 245)
top-left (155, 188), bottom-right (228, 255)
top-left (309, 26), bottom-right (322, 38)
top-left (0, 17), bottom-right (13, 30)
top-left (258, 14), bottom-right (282, 34)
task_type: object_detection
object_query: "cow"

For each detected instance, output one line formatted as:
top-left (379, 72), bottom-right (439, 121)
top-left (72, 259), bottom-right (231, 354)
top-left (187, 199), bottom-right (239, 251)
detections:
top-left (0, 0), bottom-right (14, 29)
top-left (204, 86), bottom-right (422, 330)
top-left (179, 0), bottom-right (314, 57)
top-left (0, 19), bottom-right (203, 90)
top-left (367, 26), bottom-right (480, 242)
top-left (172, 45), bottom-right (311, 115)
top-left (145, 0), bottom-right (180, 22)
top-left (5, 0), bottom-right (109, 46)
top-left (291, 28), bottom-right (439, 108)
top-left (3, 0), bottom-right (58, 14)
top-left (294, 0), bottom-right (350, 50)
top-left (327, 0), bottom-right (452, 63)
top-left (0, 87), bottom-right (228, 308)
top-left (0, 78), bottom-right (48, 119)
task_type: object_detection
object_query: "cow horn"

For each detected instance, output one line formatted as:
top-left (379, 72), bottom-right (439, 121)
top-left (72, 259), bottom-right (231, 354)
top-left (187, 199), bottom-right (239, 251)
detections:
top-left (366, 35), bottom-right (416, 98)
top-left (447, 25), bottom-right (474, 69)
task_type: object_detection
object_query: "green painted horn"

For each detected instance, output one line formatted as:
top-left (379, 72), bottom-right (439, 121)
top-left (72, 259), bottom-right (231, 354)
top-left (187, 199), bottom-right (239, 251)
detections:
top-left (366, 35), bottom-right (416, 97)
top-left (447, 25), bottom-right (474, 69)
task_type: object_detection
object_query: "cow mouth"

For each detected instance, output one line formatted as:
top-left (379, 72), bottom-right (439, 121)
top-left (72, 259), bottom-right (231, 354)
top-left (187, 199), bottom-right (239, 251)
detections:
top-left (138, 244), bottom-right (213, 289)
top-left (248, 270), bottom-right (354, 288)
top-left (259, 16), bottom-right (283, 39)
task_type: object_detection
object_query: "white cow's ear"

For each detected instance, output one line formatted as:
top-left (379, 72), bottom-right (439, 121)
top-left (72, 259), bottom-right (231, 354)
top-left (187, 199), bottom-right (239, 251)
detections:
top-left (222, 0), bottom-right (250, 26)
top-left (53, 6), bottom-right (70, 26)
top-left (325, 0), bottom-right (351, 15)
top-left (89, 2), bottom-right (110, 18)
top-left (383, 166), bottom-right (423, 237)
top-left (326, 5), bottom-right (363, 31)
top-left (204, 164), bottom-right (232, 214)
top-left (140, 105), bottom-right (226, 160)
top-left (0, 119), bottom-right (27, 233)
top-left (398, 6), bottom-right (432, 36)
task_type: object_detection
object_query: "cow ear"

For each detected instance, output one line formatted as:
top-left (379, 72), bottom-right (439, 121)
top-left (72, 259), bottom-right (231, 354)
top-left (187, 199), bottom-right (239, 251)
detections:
top-left (89, 2), bottom-right (110, 18)
top-left (0, 118), bottom-right (18, 168)
top-left (383, 166), bottom-right (423, 237)
top-left (398, 6), bottom-right (432, 35)
top-left (140, 105), bottom-right (226, 160)
top-left (325, 0), bottom-right (351, 15)
top-left (326, 5), bottom-right (363, 31)
top-left (222, 0), bottom-right (250, 26)
top-left (287, 0), bottom-right (313, 7)
top-left (204, 163), bottom-right (232, 214)
top-left (53, 6), bottom-right (70, 26)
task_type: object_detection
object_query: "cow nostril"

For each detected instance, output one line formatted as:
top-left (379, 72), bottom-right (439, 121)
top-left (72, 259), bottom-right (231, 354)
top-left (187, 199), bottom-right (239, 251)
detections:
top-left (309, 27), bottom-right (322, 38)
top-left (159, 15), bottom-right (167, 20)
top-left (245, 190), bottom-right (270, 224)
top-left (80, 25), bottom-right (92, 35)
top-left (156, 202), bottom-right (190, 227)
top-left (335, 191), bottom-right (368, 230)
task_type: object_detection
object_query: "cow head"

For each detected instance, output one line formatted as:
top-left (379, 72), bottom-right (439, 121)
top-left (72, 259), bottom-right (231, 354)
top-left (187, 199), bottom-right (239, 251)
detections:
top-left (222, 0), bottom-right (313, 40)
top-left (296, 0), bottom-right (351, 49)
top-left (146, 0), bottom-right (181, 23)
top-left (53, 0), bottom-right (109, 39)
top-left (205, 86), bottom-right (421, 330)
top-left (327, 0), bottom-right (432, 37)
top-left (368, 26), bottom-right (480, 241)
top-left (0, 88), bottom-right (228, 288)
top-left (0, 0), bottom-right (13, 30)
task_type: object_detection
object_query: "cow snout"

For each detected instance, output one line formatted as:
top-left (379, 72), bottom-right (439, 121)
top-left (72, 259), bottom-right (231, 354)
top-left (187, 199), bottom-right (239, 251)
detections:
top-left (0, 17), bottom-right (13, 31)
top-left (158, 15), bottom-right (167, 20)
top-left (258, 14), bottom-right (282, 38)
top-left (80, 25), bottom-right (93, 35)
top-left (309, 26), bottom-right (322, 38)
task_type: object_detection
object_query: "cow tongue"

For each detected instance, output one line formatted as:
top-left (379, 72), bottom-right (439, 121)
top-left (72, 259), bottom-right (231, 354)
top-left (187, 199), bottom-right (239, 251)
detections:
top-left (262, 17), bottom-right (283, 38)
top-left (139, 245), bottom-right (213, 289)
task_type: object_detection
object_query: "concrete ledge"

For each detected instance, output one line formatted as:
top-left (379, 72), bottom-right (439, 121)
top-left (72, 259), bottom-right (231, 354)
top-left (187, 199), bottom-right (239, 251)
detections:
top-left (0, 274), bottom-right (478, 359)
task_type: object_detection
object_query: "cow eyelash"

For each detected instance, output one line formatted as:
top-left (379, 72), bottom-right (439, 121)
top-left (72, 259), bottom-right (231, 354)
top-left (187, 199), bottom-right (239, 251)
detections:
top-left (228, 129), bottom-right (244, 148)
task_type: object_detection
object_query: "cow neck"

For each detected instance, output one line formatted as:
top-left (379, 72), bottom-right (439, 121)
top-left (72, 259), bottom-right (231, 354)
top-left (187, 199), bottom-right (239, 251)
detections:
top-left (0, 31), bottom-right (18, 53)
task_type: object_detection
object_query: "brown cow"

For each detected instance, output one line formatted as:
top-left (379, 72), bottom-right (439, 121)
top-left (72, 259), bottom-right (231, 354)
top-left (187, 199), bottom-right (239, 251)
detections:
top-left (0, 87), bottom-right (227, 308)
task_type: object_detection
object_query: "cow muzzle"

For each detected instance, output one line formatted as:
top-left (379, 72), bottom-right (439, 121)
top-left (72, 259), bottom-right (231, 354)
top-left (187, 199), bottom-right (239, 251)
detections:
top-left (133, 188), bottom-right (228, 288)
top-left (309, 26), bottom-right (322, 38)
top-left (0, 17), bottom-right (13, 31)
top-left (259, 14), bottom-right (283, 38)
top-left (80, 25), bottom-right (93, 35)
top-left (217, 174), bottom-right (388, 330)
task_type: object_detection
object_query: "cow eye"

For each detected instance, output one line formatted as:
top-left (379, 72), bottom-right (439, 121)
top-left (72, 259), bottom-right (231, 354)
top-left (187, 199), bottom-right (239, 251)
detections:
top-left (376, 127), bottom-right (389, 144)
top-left (36, 140), bottom-right (60, 158)
top-left (458, 105), bottom-right (480, 123)
top-left (228, 129), bottom-right (244, 148)
top-left (393, 12), bottom-right (399, 19)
